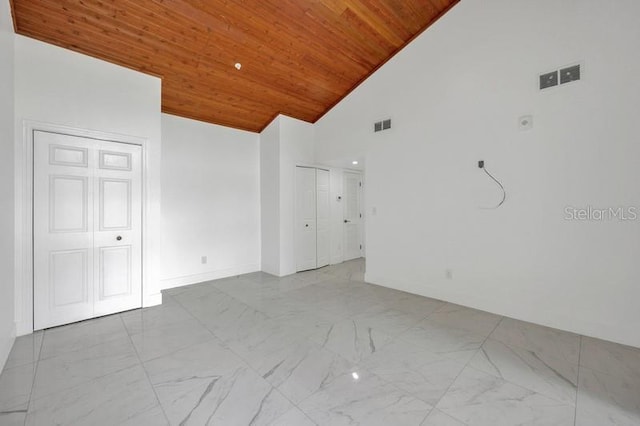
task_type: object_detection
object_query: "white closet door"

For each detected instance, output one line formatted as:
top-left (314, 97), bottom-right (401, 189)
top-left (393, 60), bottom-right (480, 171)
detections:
top-left (33, 131), bottom-right (142, 330)
top-left (316, 169), bottom-right (330, 268)
top-left (93, 141), bottom-right (142, 317)
top-left (295, 167), bottom-right (317, 272)
top-left (34, 132), bottom-right (94, 329)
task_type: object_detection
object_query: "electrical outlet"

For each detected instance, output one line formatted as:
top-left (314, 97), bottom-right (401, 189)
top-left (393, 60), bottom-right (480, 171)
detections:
top-left (446, 269), bottom-right (453, 280)
top-left (201, 256), bottom-right (207, 264)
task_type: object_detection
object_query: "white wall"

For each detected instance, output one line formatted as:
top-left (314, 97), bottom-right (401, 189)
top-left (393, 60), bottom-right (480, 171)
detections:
top-left (161, 114), bottom-right (260, 287)
top-left (259, 115), bottom-right (314, 276)
top-left (278, 116), bottom-right (314, 275)
top-left (260, 117), bottom-right (281, 275)
top-left (315, 0), bottom-right (640, 348)
top-left (14, 36), bottom-right (162, 335)
top-left (0, 0), bottom-right (15, 369)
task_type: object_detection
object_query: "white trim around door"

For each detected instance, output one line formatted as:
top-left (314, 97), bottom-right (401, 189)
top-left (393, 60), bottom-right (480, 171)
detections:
top-left (15, 120), bottom-right (159, 336)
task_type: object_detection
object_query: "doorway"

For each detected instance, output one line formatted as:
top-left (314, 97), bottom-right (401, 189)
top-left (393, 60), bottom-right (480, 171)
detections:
top-left (343, 171), bottom-right (363, 261)
top-left (33, 130), bottom-right (143, 330)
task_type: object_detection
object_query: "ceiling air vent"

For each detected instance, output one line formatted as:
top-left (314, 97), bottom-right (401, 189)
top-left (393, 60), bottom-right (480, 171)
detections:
top-left (374, 119), bottom-right (391, 133)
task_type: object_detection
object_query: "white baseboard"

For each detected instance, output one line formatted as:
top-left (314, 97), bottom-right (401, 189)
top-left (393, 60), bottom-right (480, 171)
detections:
top-left (143, 292), bottom-right (163, 308)
top-left (0, 322), bottom-right (17, 372)
top-left (364, 272), bottom-right (640, 350)
top-left (161, 264), bottom-right (260, 290)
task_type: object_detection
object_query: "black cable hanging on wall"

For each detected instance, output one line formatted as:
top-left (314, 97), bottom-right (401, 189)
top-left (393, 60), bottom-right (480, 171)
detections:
top-left (478, 160), bottom-right (506, 209)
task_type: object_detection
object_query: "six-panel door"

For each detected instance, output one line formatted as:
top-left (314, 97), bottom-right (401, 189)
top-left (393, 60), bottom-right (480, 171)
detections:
top-left (33, 131), bottom-right (142, 330)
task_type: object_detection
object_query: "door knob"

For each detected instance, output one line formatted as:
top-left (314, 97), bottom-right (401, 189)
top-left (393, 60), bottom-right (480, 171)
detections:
top-left (344, 220), bottom-right (350, 223)
top-left (116, 236), bottom-right (122, 241)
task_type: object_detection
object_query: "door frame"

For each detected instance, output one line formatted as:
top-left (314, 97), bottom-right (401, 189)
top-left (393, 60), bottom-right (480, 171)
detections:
top-left (16, 121), bottom-right (152, 335)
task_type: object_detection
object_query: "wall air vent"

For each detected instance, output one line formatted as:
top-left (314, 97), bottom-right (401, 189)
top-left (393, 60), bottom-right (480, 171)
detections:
top-left (560, 64), bottom-right (580, 84)
top-left (374, 119), bottom-right (392, 133)
top-left (540, 63), bottom-right (582, 90)
top-left (539, 70), bottom-right (558, 90)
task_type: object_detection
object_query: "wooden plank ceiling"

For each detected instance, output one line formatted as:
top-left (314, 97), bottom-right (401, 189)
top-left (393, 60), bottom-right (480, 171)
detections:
top-left (11, 0), bottom-right (459, 132)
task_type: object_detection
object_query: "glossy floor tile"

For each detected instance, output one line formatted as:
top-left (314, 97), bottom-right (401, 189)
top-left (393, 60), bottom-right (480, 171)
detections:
top-left (1, 258), bottom-right (639, 425)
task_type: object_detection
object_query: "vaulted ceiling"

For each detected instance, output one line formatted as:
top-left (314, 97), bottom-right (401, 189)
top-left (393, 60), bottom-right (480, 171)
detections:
top-left (10, 0), bottom-right (458, 132)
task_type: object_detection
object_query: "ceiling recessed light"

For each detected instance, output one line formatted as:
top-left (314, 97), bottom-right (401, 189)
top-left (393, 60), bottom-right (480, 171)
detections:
top-left (352, 372), bottom-right (359, 380)
top-left (234, 63), bottom-right (242, 70)
top-left (352, 160), bottom-right (358, 165)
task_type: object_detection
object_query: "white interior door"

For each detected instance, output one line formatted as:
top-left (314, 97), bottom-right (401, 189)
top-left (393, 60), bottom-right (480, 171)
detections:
top-left (34, 131), bottom-right (142, 330)
top-left (296, 167), bottom-right (317, 272)
top-left (343, 171), bottom-right (362, 261)
top-left (316, 169), bottom-right (330, 268)
top-left (93, 141), bottom-right (142, 317)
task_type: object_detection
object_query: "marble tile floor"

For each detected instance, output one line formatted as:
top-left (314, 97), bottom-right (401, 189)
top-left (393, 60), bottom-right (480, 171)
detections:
top-left (1, 259), bottom-right (639, 425)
